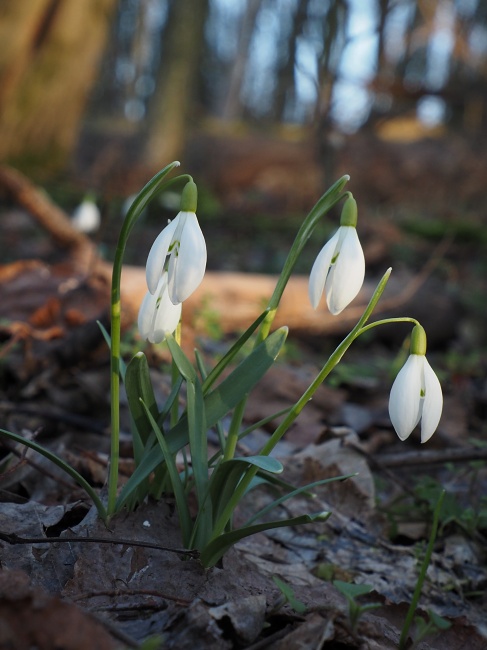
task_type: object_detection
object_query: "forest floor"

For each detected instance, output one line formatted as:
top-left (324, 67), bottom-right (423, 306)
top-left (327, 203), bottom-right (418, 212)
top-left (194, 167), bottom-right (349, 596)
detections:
top-left (0, 148), bottom-right (487, 649)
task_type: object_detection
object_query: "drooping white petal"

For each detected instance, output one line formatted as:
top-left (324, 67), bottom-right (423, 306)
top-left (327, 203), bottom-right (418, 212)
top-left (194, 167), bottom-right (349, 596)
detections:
top-left (138, 274), bottom-right (181, 343)
top-left (137, 290), bottom-right (156, 341)
top-left (389, 354), bottom-right (424, 441)
top-left (326, 227), bottom-right (365, 315)
top-left (145, 216), bottom-right (179, 294)
top-left (420, 357), bottom-right (443, 443)
top-left (168, 212), bottom-right (207, 304)
top-left (308, 229), bottom-right (340, 309)
top-left (150, 293), bottom-right (182, 343)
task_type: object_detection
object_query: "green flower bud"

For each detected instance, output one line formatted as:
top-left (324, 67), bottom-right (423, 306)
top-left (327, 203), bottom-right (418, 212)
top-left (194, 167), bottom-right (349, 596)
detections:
top-left (180, 180), bottom-right (198, 213)
top-left (410, 324), bottom-right (427, 356)
top-left (339, 194), bottom-right (358, 228)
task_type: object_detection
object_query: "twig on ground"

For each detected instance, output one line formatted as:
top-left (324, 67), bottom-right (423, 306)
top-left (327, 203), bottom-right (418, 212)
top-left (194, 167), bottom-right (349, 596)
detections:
top-left (72, 588), bottom-right (192, 607)
top-left (0, 530), bottom-right (200, 558)
top-left (374, 446), bottom-right (487, 467)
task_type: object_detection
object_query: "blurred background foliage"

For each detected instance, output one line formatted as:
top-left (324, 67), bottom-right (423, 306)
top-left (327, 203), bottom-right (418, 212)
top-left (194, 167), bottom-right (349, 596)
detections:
top-left (1, 0), bottom-right (487, 185)
top-left (1, 0), bottom-right (486, 297)
top-left (1, 0), bottom-right (487, 439)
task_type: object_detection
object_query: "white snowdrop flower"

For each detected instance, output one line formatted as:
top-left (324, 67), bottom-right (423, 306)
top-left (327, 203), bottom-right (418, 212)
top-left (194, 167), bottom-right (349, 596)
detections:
top-left (71, 197), bottom-right (101, 233)
top-left (146, 181), bottom-right (206, 304)
top-left (308, 195), bottom-right (365, 315)
top-left (389, 325), bottom-right (443, 443)
top-left (138, 272), bottom-right (182, 344)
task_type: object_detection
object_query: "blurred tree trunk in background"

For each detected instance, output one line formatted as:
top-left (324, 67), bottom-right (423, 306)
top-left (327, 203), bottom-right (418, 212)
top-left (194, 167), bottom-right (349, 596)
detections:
top-left (273, 0), bottom-right (310, 121)
top-left (0, 0), bottom-right (117, 171)
top-left (143, 0), bottom-right (210, 170)
top-left (222, 0), bottom-right (263, 121)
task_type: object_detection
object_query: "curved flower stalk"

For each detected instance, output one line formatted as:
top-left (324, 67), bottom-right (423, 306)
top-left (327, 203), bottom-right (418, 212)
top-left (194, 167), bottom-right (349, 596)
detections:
top-left (138, 272), bottom-right (182, 343)
top-left (309, 194), bottom-right (365, 315)
top-left (146, 180), bottom-right (206, 305)
top-left (389, 325), bottom-right (443, 443)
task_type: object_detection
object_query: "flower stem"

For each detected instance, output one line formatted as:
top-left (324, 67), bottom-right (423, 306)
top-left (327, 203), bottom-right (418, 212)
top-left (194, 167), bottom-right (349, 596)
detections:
top-left (358, 316), bottom-right (420, 335)
top-left (210, 268), bottom-right (392, 539)
top-left (225, 176), bottom-right (350, 461)
top-left (399, 490), bottom-right (445, 649)
top-left (223, 398), bottom-right (247, 461)
top-left (259, 175), bottom-right (350, 341)
top-left (107, 161), bottom-right (188, 516)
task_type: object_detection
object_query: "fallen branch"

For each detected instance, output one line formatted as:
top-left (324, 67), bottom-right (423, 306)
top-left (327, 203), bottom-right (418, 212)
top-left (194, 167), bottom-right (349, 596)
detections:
top-left (0, 530), bottom-right (199, 558)
top-left (0, 164), bottom-right (96, 272)
top-left (0, 164), bottom-right (451, 338)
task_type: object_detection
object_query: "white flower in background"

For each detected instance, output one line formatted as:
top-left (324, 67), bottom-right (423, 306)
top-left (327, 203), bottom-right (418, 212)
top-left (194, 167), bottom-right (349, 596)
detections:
top-left (389, 325), bottom-right (443, 443)
top-left (138, 272), bottom-right (182, 343)
top-left (71, 196), bottom-right (101, 233)
top-left (146, 181), bottom-right (206, 305)
top-left (308, 195), bottom-right (365, 315)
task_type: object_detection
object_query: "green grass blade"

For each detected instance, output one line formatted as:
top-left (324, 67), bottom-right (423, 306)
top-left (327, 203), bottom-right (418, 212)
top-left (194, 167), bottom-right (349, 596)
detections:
top-left (195, 350), bottom-right (226, 450)
top-left (116, 328), bottom-right (287, 508)
top-left (125, 352), bottom-right (159, 455)
top-left (138, 400), bottom-right (193, 547)
top-left (0, 428), bottom-right (107, 521)
top-left (165, 334), bottom-right (197, 382)
top-left (201, 309), bottom-right (270, 393)
top-left (243, 474), bottom-right (355, 526)
top-left (200, 511), bottom-right (331, 568)
top-left (210, 456), bottom-right (283, 522)
top-left (97, 320), bottom-right (127, 381)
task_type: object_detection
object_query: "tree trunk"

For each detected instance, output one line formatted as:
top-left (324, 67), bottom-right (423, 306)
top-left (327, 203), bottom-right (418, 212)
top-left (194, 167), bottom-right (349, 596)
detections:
top-left (0, 0), bottom-right (118, 171)
top-left (143, 0), bottom-right (209, 170)
top-left (221, 0), bottom-right (264, 121)
top-left (273, 0), bottom-right (310, 121)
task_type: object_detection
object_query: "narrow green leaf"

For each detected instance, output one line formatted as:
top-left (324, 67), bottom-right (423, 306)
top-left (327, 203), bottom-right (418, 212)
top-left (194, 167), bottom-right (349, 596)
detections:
top-left (272, 577), bottom-right (307, 614)
top-left (97, 320), bottom-right (127, 381)
top-left (201, 327), bottom-right (288, 429)
top-left (428, 609), bottom-right (452, 631)
top-left (195, 350), bottom-right (226, 450)
top-left (333, 580), bottom-right (374, 599)
top-left (202, 309), bottom-right (269, 392)
top-left (237, 407), bottom-right (292, 440)
top-left (125, 352), bottom-right (159, 453)
top-left (200, 511), bottom-right (331, 568)
top-left (210, 456), bottom-right (284, 522)
top-left (244, 474), bottom-right (355, 526)
top-left (185, 376), bottom-right (211, 547)
top-left (165, 334), bottom-right (196, 382)
top-left (158, 374), bottom-right (184, 421)
top-left (138, 399), bottom-right (193, 547)
top-left (0, 428), bottom-right (107, 521)
top-left (116, 327), bottom-right (287, 509)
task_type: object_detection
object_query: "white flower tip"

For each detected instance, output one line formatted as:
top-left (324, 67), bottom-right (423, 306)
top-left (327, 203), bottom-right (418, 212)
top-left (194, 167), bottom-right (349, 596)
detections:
top-left (174, 161), bottom-right (181, 167)
top-left (421, 429), bottom-right (435, 444)
top-left (328, 305), bottom-right (344, 316)
top-left (309, 291), bottom-right (320, 310)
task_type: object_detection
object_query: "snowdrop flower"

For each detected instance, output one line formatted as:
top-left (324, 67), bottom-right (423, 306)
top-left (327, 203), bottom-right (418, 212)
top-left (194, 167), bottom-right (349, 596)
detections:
top-left (71, 196), bottom-right (101, 233)
top-left (308, 195), bottom-right (365, 315)
top-left (389, 325), bottom-right (443, 443)
top-left (138, 272), bottom-right (182, 343)
top-left (146, 181), bottom-right (206, 304)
